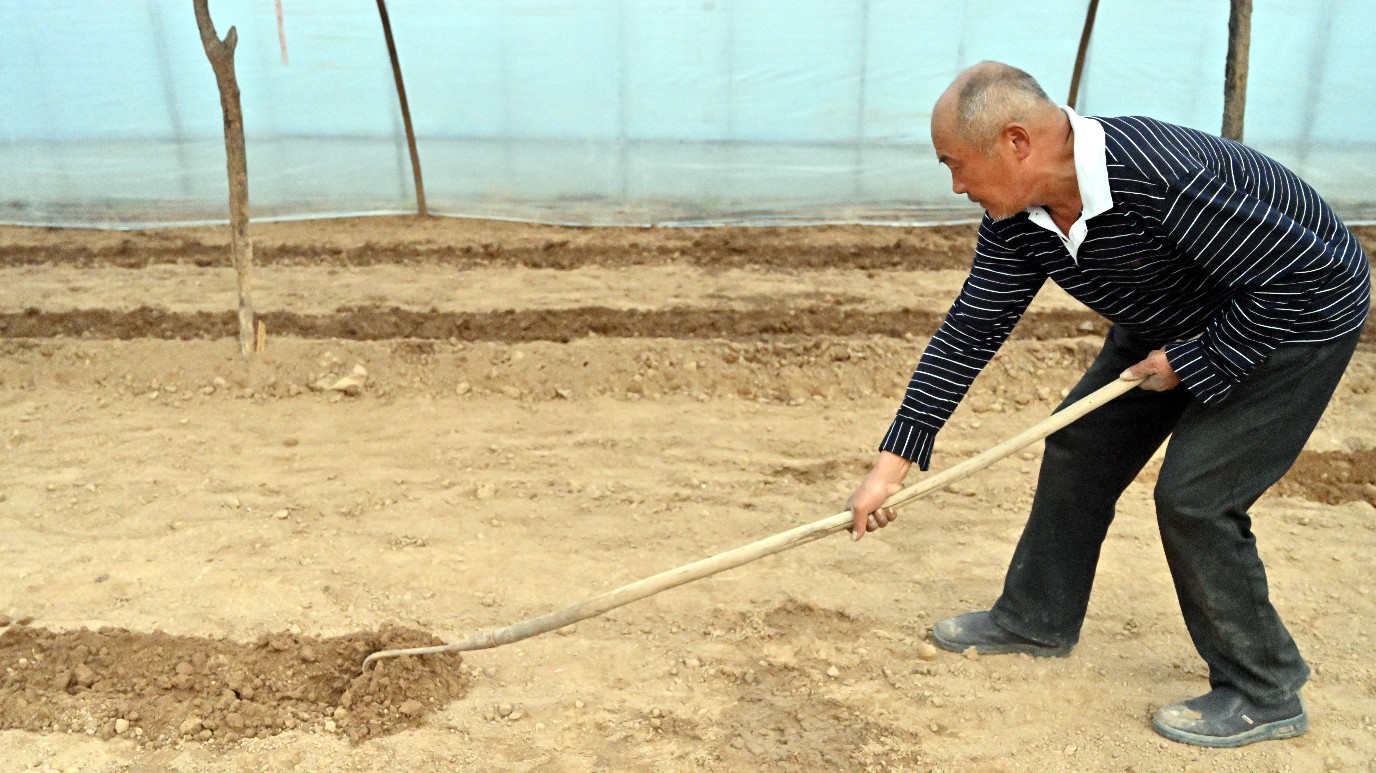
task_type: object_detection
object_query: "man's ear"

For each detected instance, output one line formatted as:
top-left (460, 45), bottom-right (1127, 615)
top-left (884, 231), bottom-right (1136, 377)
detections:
top-left (1004, 124), bottom-right (1033, 160)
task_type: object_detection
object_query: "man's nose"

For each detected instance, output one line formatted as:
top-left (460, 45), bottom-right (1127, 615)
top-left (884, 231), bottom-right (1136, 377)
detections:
top-left (951, 178), bottom-right (966, 195)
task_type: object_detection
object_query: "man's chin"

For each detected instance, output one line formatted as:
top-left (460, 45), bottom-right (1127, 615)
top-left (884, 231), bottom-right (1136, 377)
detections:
top-left (970, 198), bottom-right (1019, 222)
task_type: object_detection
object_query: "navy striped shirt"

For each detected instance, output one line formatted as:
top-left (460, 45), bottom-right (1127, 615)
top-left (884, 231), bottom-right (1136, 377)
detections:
top-left (882, 114), bottom-right (1371, 470)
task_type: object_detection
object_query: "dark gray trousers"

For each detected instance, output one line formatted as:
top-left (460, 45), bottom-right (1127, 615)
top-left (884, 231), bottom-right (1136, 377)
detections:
top-left (990, 325), bottom-right (1361, 704)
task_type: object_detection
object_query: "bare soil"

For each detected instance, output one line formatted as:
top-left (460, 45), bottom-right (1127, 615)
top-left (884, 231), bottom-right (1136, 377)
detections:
top-left (1, 217), bottom-right (1373, 772)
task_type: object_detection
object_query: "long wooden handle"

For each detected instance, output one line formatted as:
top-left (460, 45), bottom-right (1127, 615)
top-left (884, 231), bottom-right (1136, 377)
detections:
top-left (362, 375), bottom-right (1142, 668)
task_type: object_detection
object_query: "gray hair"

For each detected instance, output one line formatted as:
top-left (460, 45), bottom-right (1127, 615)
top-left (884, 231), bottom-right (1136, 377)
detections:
top-left (955, 62), bottom-right (1054, 153)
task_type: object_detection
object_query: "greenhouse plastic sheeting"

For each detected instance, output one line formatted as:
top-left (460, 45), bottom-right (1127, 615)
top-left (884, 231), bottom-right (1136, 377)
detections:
top-left (2, 0), bottom-right (1374, 228)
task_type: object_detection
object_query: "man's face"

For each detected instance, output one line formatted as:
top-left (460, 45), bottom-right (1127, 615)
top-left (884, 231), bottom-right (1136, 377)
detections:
top-left (932, 116), bottom-right (1025, 220)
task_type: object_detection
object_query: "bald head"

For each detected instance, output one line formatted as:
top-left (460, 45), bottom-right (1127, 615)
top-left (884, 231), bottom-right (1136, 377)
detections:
top-left (936, 62), bottom-right (1057, 154)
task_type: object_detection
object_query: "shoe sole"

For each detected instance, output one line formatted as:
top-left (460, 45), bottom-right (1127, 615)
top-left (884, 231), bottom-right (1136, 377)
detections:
top-left (930, 629), bottom-right (1074, 658)
top-left (1152, 712), bottom-right (1309, 749)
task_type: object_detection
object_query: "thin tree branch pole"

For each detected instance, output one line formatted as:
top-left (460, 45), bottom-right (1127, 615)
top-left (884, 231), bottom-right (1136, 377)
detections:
top-left (193, 0), bottom-right (255, 358)
top-left (1222, 0), bottom-right (1252, 141)
top-left (363, 375), bottom-right (1145, 668)
top-left (1067, 0), bottom-right (1100, 110)
top-left (376, 0), bottom-right (427, 216)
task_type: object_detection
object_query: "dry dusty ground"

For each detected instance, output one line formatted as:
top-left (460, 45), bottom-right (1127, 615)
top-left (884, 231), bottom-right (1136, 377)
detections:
top-left (1, 217), bottom-right (1375, 773)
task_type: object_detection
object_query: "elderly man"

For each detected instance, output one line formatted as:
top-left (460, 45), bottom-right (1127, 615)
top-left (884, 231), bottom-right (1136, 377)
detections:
top-left (847, 61), bottom-right (1369, 748)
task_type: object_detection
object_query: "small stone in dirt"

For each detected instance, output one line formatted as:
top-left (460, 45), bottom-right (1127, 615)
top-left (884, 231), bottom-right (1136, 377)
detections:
top-left (179, 717), bottom-right (203, 736)
top-left (455, 381), bottom-right (471, 395)
top-left (915, 641), bottom-right (939, 661)
top-left (327, 375), bottom-right (365, 396)
top-left (114, 718), bottom-right (130, 734)
top-left (399, 700), bottom-right (425, 718)
top-left (962, 646), bottom-right (980, 661)
top-left (574, 700), bottom-right (585, 709)
top-left (556, 624), bottom-right (576, 636)
top-left (508, 710), bottom-right (525, 721)
top-left (826, 665), bottom-right (840, 678)
top-left (272, 509), bottom-right (290, 520)
top-left (474, 484), bottom-right (496, 500)
top-left (497, 703), bottom-right (513, 718)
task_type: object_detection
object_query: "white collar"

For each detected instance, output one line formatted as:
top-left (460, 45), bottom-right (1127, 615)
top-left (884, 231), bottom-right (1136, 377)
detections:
top-left (1024, 105), bottom-right (1113, 260)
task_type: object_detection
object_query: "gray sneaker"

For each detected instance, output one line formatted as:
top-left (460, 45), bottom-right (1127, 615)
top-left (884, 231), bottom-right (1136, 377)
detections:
top-left (931, 611), bottom-right (1075, 657)
top-left (1153, 687), bottom-right (1307, 748)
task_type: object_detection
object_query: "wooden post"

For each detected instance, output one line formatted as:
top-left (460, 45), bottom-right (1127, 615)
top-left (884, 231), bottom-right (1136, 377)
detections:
top-left (376, 0), bottom-right (428, 216)
top-left (1222, 0), bottom-right (1252, 141)
top-left (193, 0), bottom-right (255, 358)
top-left (1067, 0), bottom-right (1100, 110)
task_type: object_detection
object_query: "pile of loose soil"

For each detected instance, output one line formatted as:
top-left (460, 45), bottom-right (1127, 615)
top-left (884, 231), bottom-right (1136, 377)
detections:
top-left (0, 623), bottom-right (467, 747)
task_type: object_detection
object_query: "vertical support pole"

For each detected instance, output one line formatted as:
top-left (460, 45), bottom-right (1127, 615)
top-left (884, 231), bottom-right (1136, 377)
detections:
top-left (853, 0), bottom-right (870, 200)
top-left (193, 0), bottom-right (255, 358)
top-left (616, 0), bottom-right (630, 201)
top-left (1222, 0), bottom-right (1252, 141)
top-left (376, 0), bottom-right (428, 216)
top-left (274, 0), bottom-right (289, 65)
top-left (1067, 0), bottom-right (1100, 110)
top-left (148, 0), bottom-right (193, 197)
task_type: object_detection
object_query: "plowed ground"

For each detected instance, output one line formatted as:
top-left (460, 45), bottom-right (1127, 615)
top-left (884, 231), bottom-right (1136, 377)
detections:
top-left (2, 218), bottom-right (1374, 772)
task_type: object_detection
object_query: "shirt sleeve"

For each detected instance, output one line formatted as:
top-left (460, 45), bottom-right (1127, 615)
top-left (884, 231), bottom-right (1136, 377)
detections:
top-left (879, 221), bottom-right (1045, 469)
top-left (1156, 167), bottom-right (1339, 405)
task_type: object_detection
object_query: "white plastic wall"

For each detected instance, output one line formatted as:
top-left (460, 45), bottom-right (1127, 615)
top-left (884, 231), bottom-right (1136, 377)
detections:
top-left (1, 0), bottom-right (1372, 228)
